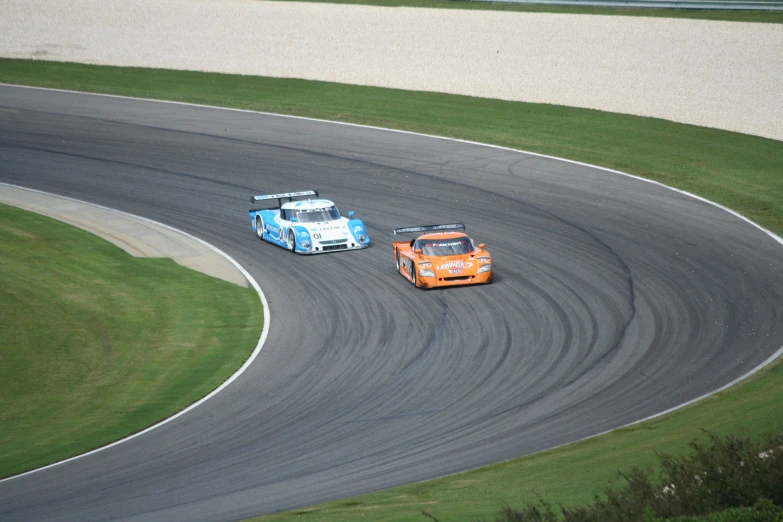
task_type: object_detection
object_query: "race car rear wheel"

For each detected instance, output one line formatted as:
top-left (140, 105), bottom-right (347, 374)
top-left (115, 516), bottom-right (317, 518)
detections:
top-left (255, 216), bottom-right (264, 240)
top-left (288, 229), bottom-right (296, 253)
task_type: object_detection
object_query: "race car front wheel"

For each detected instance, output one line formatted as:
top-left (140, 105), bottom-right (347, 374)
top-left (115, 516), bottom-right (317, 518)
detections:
top-left (411, 262), bottom-right (417, 286)
top-left (288, 229), bottom-right (296, 253)
top-left (395, 249), bottom-right (401, 271)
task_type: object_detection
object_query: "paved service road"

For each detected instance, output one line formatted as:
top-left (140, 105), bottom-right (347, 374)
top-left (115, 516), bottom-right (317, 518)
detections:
top-left (1, 86), bottom-right (782, 521)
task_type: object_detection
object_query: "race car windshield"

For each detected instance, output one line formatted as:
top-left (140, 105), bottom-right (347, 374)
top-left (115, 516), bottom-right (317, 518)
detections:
top-left (294, 206), bottom-right (341, 223)
top-left (418, 237), bottom-right (473, 256)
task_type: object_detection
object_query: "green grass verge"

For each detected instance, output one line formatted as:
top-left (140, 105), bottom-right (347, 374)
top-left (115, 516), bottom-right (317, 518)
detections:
top-left (0, 204), bottom-right (262, 478)
top-left (272, 0), bottom-right (783, 23)
top-left (1, 59), bottom-right (781, 519)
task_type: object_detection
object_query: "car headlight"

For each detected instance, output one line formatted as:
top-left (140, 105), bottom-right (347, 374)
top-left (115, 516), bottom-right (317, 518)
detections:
top-left (419, 268), bottom-right (435, 277)
top-left (358, 234), bottom-right (367, 243)
top-left (478, 264), bottom-right (492, 273)
top-left (300, 240), bottom-right (312, 250)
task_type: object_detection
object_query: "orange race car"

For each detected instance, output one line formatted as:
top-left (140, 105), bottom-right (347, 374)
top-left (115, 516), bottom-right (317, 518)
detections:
top-left (392, 223), bottom-right (493, 289)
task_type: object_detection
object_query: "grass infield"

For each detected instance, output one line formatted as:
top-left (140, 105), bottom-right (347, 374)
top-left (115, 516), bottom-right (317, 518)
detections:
top-left (0, 203), bottom-right (262, 479)
top-left (0, 59), bottom-right (781, 520)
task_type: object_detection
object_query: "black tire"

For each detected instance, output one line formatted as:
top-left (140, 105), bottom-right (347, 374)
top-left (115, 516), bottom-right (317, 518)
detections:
top-left (411, 262), bottom-right (417, 286)
top-left (255, 216), bottom-right (264, 240)
top-left (395, 249), bottom-right (401, 271)
top-left (288, 229), bottom-right (296, 253)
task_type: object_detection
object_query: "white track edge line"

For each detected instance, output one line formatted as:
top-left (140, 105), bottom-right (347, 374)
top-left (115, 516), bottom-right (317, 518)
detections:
top-left (2, 82), bottom-right (782, 477)
top-left (0, 181), bottom-right (270, 484)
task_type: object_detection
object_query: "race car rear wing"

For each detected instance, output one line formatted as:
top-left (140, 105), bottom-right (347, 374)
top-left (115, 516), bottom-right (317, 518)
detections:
top-left (393, 223), bottom-right (465, 235)
top-left (250, 190), bottom-right (319, 207)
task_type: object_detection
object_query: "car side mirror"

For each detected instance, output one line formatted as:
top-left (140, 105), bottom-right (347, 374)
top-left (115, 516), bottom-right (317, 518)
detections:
top-left (478, 243), bottom-right (485, 251)
top-left (414, 249), bottom-right (423, 255)
top-left (347, 211), bottom-right (355, 219)
top-left (289, 216), bottom-right (297, 222)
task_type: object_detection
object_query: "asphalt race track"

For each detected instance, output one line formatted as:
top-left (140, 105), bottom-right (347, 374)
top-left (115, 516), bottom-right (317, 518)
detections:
top-left (1, 85), bottom-right (782, 521)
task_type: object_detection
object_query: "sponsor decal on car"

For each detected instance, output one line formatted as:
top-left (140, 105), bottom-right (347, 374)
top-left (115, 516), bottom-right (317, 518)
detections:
top-left (316, 225), bottom-right (347, 231)
top-left (436, 261), bottom-right (473, 270)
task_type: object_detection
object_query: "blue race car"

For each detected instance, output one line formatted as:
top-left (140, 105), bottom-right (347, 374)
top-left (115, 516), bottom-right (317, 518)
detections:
top-left (249, 190), bottom-right (369, 254)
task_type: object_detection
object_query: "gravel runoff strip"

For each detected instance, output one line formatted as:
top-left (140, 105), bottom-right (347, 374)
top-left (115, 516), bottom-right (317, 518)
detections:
top-left (0, 183), bottom-right (249, 287)
top-left (0, 0), bottom-right (781, 141)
